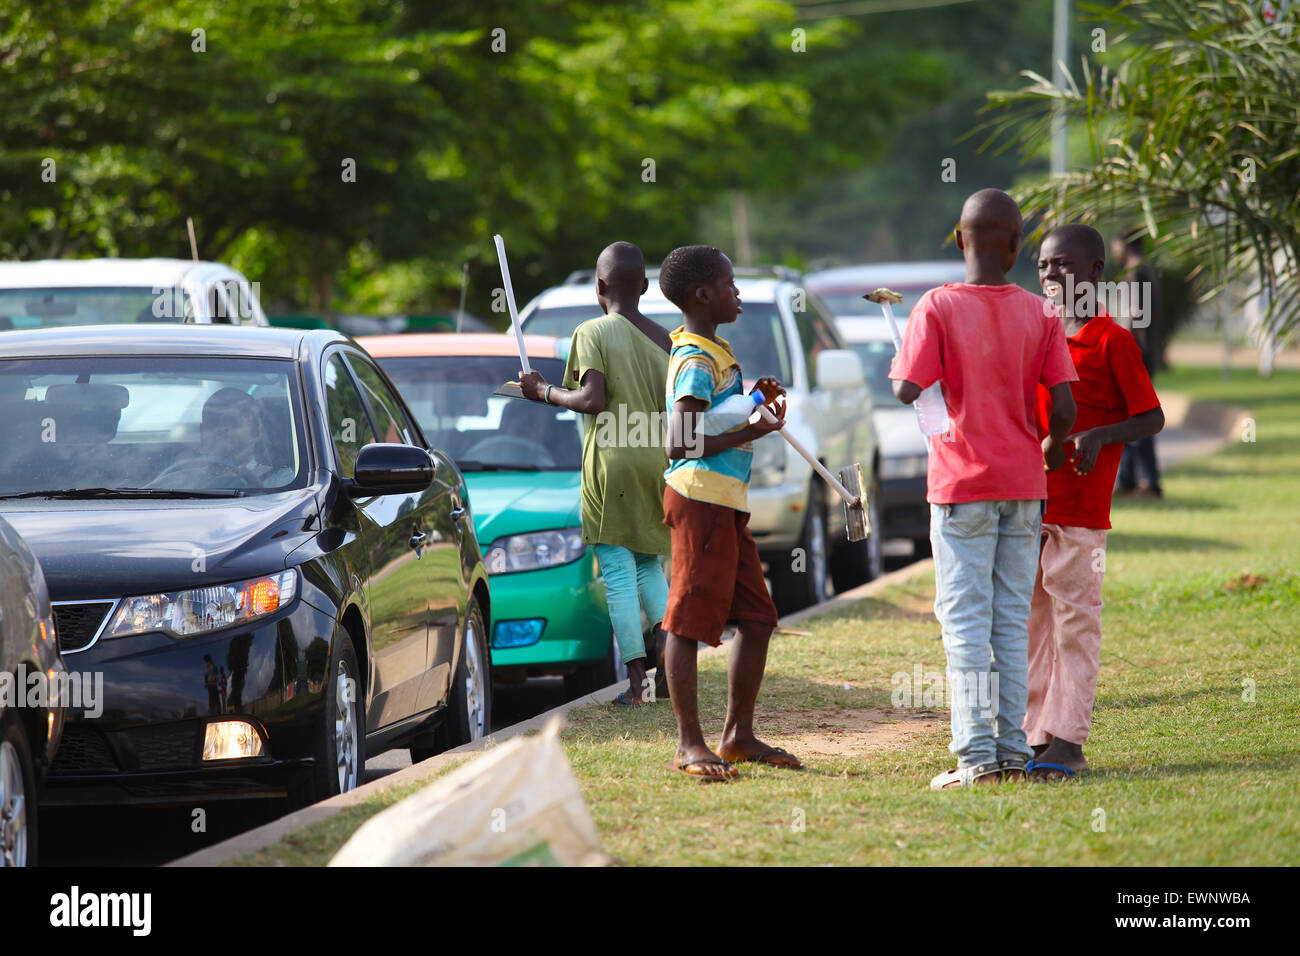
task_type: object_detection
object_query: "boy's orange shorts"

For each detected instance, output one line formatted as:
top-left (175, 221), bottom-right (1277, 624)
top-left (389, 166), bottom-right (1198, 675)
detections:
top-left (662, 487), bottom-right (779, 646)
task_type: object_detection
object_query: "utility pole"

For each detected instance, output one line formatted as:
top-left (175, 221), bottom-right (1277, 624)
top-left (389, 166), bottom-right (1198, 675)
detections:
top-left (1051, 0), bottom-right (1069, 176)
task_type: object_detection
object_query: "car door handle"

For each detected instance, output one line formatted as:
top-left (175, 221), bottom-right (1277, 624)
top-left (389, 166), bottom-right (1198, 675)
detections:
top-left (449, 507), bottom-right (465, 523)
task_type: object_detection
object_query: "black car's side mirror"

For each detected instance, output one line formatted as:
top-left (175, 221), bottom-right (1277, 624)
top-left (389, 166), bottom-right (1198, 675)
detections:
top-left (349, 443), bottom-right (435, 497)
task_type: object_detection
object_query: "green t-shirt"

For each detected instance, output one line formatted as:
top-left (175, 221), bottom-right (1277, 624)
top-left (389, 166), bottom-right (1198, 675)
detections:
top-left (564, 313), bottom-right (671, 555)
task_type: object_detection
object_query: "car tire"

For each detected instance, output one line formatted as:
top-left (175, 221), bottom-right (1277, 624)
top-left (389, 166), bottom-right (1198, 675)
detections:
top-left (0, 710), bottom-right (37, 867)
top-left (771, 485), bottom-right (831, 616)
top-left (830, 473), bottom-right (884, 590)
top-left (295, 626), bottom-right (365, 808)
top-left (563, 629), bottom-right (627, 701)
top-left (439, 597), bottom-right (492, 749)
top-left (912, 537), bottom-right (932, 559)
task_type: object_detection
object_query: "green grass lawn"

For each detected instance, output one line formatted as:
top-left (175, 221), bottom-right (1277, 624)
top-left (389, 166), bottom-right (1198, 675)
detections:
top-left (236, 365), bottom-right (1300, 866)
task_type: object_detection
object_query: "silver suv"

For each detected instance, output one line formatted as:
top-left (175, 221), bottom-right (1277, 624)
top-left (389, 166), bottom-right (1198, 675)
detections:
top-left (518, 266), bottom-right (880, 613)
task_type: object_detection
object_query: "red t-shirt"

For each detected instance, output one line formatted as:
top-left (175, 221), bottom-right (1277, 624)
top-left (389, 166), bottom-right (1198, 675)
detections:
top-left (1034, 311), bottom-right (1161, 529)
top-left (891, 282), bottom-right (1077, 504)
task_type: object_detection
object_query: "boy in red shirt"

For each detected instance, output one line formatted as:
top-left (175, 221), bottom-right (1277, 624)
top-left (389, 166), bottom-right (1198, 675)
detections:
top-left (1025, 224), bottom-right (1165, 779)
top-left (891, 189), bottom-right (1078, 789)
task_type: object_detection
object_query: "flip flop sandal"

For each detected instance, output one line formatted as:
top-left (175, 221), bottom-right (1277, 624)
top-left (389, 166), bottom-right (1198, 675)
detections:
top-left (1026, 760), bottom-right (1082, 781)
top-left (728, 746), bottom-right (804, 770)
top-left (668, 757), bottom-right (739, 781)
top-left (929, 760), bottom-right (1002, 790)
top-left (612, 691), bottom-right (639, 707)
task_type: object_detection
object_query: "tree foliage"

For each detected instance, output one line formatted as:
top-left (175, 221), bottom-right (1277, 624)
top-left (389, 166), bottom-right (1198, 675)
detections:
top-left (977, 0), bottom-right (1300, 341)
top-left (0, 0), bottom-right (945, 316)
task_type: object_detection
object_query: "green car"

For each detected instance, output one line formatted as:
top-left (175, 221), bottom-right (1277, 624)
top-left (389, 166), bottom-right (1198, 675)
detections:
top-left (364, 333), bottom-right (625, 699)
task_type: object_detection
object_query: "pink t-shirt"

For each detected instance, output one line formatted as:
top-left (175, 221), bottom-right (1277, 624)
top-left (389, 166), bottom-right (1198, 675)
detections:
top-left (889, 282), bottom-right (1077, 504)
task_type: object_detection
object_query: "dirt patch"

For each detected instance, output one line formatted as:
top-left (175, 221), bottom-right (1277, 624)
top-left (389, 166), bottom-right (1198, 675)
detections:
top-left (762, 706), bottom-right (946, 757)
top-left (1225, 572), bottom-right (1269, 591)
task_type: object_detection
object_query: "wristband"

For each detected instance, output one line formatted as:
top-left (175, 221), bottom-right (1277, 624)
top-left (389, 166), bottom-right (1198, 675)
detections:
top-left (543, 384), bottom-right (554, 404)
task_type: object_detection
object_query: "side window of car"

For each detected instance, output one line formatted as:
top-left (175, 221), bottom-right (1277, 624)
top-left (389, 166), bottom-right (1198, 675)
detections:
top-left (808, 293), bottom-right (845, 351)
top-left (793, 287), bottom-right (821, 389)
top-left (323, 354), bottom-right (375, 475)
top-left (346, 355), bottom-right (418, 447)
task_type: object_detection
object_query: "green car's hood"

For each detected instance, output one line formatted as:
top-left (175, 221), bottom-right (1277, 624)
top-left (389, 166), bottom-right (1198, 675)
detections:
top-left (465, 470), bottom-right (582, 545)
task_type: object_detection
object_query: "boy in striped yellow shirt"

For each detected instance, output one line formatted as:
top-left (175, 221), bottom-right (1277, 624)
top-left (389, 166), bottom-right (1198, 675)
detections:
top-left (658, 245), bottom-right (799, 780)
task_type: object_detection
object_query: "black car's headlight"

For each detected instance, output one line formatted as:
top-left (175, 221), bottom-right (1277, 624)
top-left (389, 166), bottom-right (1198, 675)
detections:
top-left (105, 569), bottom-right (298, 639)
top-left (486, 528), bottom-right (585, 574)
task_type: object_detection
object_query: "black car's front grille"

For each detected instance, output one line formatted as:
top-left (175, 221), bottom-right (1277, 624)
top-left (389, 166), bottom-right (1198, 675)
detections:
top-left (126, 725), bottom-right (199, 771)
top-left (49, 726), bottom-right (119, 774)
top-left (52, 600), bottom-right (116, 653)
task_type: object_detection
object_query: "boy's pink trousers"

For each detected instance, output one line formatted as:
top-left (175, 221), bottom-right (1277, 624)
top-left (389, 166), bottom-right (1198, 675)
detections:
top-left (1024, 523), bottom-right (1108, 747)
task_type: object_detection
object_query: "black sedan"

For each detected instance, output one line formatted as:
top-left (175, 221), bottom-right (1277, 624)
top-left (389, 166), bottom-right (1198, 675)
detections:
top-left (0, 514), bottom-right (64, 865)
top-left (0, 325), bottom-right (491, 808)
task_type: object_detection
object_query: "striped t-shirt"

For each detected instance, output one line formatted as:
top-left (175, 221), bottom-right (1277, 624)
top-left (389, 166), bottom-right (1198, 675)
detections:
top-left (664, 327), bottom-right (752, 512)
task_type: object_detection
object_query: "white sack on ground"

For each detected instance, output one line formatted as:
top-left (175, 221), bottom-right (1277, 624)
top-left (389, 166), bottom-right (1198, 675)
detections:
top-left (328, 716), bottom-right (609, 867)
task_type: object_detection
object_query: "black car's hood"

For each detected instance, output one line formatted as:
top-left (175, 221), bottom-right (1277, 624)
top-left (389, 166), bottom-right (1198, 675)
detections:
top-left (0, 489), bottom-right (321, 601)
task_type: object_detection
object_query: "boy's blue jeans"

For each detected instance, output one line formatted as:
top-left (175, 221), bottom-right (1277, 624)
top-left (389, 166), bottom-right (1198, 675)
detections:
top-left (592, 544), bottom-right (669, 665)
top-left (929, 499), bottom-right (1042, 768)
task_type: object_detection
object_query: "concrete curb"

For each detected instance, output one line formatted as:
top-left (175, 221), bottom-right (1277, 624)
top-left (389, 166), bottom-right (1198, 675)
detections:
top-left (170, 556), bottom-right (936, 866)
top-left (172, 390), bottom-right (1237, 866)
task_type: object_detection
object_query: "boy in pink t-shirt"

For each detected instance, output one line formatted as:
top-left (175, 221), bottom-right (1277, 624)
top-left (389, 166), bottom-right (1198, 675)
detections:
top-left (890, 188), bottom-right (1078, 790)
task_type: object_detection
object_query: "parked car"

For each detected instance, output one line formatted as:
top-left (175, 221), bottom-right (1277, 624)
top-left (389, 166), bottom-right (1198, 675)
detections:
top-left (0, 258), bottom-right (270, 329)
top-left (363, 333), bottom-right (625, 700)
top-left (0, 325), bottom-right (490, 808)
top-left (805, 260), bottom-right (967, 322)
top-left (519, 267), bottom-right (880, 614)
top-left (0, 515), bottom-right (63, 866)
top-left (835, 318), bottom-right (932, 555)
top-left (809, 262), bottom-right (967, 556)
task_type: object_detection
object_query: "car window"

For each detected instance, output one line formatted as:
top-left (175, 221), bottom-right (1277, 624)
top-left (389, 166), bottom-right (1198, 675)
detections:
top-left (0, 356), bottom-right (305, 494)
top-left (377, 355), bottom-right (579, 470)
top-left (0, 287), bottom-right (193, 329)
top-left (522, 302), bottom-right (791, 384)
top-left (323, 353), bottom-right (374, 475)
top-left (792, 288), bottom-right (845, 390)
top-left (345, 354), bottom-right (417, 447)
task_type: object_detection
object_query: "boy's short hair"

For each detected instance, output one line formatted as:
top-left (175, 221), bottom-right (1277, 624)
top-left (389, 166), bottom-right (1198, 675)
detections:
top-left (659, 245), bottom-right (728, 309)
top-left (1044, 224), bottom-right (1106, 265)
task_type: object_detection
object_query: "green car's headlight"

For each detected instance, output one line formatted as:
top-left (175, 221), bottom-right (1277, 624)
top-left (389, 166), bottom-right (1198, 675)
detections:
top-left (486, 528), bottom-right (585, 575)
top-left (106, 569), bottom-right (298, 639)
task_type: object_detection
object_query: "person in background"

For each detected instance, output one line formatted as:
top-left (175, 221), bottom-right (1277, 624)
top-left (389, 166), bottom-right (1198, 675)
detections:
top-left (1112, 229), bottom-right (1165, 497)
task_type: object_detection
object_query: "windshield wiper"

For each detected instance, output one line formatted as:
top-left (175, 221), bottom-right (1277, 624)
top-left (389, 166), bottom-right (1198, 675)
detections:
top-left (0, 487), bottom-right (245, 500)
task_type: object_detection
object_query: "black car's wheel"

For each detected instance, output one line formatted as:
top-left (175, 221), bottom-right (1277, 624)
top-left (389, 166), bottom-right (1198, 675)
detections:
top-left (296, 628), bottom-right (365, 807)
top-left (771, 485), bottom-right (831, 616)
top-left (0, 711), bottom-right (36, 867)
top-left (440, 598), bottom-right (492, 749)
top-left (912, 537), bottom-right (932, 559)
top-left (563, 629), bottom-right (627, 701)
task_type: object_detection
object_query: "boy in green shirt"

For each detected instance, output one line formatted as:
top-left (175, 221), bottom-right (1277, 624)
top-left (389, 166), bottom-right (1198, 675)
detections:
top-left (520, 242), bottom-right (672, 705)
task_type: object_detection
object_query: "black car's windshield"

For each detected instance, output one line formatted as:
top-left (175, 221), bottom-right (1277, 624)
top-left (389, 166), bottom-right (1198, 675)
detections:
top-left (376, 355), bottom-right (582, 471)
top-left (521, 302), bottom-right (793, 384)
top-left (0, 357), bottom-right (307, 496)
top-left (0, 287), bottom-right (196, 329)
top-left (849, 340), bottom-right (905, 406)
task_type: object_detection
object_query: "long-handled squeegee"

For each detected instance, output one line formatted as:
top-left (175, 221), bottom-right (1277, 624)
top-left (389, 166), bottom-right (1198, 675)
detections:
top-left (717, 392), bottom-right (868, 542)
top-left (491, 233), bottom-right (530, 399)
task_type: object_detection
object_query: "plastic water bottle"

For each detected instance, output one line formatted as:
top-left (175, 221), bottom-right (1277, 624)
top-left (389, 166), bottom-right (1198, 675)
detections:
top-left (913, 382), bottom-right (950, 437)
top-left (698, 391), bottom-right (763, 435)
